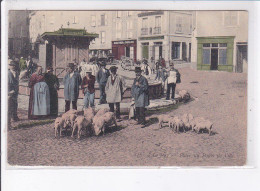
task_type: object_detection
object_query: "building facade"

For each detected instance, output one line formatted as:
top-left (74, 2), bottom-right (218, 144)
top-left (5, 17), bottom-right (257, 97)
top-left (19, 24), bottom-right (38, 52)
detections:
top-left (8, 10), bottom-right (31, 58)
top-left (137, 11), bottom-right (193, 63)
top-left (191, 11), bottom-right (248, 73)
top-left (111, 11), bottom-right (139, 61)
top-left (29, 11), bottom-right (113, 60)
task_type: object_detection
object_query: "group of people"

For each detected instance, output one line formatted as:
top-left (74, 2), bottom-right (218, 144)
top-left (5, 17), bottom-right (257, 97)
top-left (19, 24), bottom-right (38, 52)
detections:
top-left (8, 59), bottom-right (59, 127)
top-left (8, 55), bottom-right (180, 128)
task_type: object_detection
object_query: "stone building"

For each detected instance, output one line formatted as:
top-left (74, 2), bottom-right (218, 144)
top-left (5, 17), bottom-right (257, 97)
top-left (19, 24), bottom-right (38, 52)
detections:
top-left (191, 11), bottom-right (248, 73)
top-left (8, 10), bottom-right (31, 58)
top-left (137, 11), bottom-right (193, 63)
top-left (111, 11), bottom-right (139, 61)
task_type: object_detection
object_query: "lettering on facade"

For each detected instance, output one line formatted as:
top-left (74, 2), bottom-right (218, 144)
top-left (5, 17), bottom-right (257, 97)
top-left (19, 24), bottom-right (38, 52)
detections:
top-left (113, 40), bottom-right (135, 45)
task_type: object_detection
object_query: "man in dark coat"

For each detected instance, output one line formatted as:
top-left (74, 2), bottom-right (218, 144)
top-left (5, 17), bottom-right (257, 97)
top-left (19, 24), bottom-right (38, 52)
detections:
top-left (8, 61), bottom-right (20, 127)
top-left (96, 61), bottom-right (110, 104)
top-left (44, 67), bottom-right (60, 116)
top-left (63, 63), bottom-right (82, 112)
top-left (131, 67), bottom-right (150, 125)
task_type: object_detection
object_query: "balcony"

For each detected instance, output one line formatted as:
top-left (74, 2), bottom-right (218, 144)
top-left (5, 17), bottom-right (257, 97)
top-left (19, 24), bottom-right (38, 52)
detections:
top-left (141, 28), bottom-right (148, 35)
top-left (153, 27), bottom-right (161, 34)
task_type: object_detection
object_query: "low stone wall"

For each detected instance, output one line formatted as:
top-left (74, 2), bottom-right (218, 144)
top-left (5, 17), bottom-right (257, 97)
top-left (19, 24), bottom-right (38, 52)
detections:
top-left (18, 81), bottom-right (163, 100)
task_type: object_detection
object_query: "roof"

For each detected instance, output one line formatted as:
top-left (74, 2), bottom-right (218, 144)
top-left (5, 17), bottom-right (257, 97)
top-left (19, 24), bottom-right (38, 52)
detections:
top-left (41, 28), bottom-right (99, 39)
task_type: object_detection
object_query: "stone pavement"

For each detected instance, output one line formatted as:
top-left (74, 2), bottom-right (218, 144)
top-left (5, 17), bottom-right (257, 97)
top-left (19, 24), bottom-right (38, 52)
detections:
top-left (8, 66), bottom-right (247, 166)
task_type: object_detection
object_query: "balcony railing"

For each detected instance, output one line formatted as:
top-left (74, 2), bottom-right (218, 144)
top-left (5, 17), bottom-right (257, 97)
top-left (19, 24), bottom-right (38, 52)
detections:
top-left (141, 28), bottom-right (148, 35)
top-left (153, 27), bottom-right (161, 34)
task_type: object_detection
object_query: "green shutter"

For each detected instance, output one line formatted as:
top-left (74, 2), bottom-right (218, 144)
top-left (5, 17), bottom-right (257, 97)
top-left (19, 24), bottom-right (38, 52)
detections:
top-left (142, 46), bottom-right (149, 59)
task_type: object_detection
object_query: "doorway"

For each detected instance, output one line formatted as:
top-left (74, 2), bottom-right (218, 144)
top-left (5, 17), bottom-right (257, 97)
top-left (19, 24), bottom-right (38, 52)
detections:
top-left (189, 43), bottom-right (191, 62)
top-left (46, 43), bottom-right (53, 69)
top-left (236, 45), bottom-right (247, 73)
top-left (142, 45), bottom-right (149, 59)
top-left (182, 42), bottom-right (187, 61)
top-left (210, 48), bottom-right (218, 70)
top-left (125, 46), bottom-right (130, 57)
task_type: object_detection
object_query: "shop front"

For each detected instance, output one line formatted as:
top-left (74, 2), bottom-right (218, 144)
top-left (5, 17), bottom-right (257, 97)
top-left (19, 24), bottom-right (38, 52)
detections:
top-left (112, 40), bottom-right (137, 61)
top-left (197, 36), bottom-right (234, 72)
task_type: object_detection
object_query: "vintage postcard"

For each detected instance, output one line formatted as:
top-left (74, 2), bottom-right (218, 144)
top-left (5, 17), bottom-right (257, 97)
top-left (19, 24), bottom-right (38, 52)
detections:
top-left (5, 9), bottom-right (248, 167)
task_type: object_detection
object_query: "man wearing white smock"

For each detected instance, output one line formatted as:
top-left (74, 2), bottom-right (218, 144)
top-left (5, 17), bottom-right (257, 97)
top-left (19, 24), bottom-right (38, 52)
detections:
top-left (105, 66), bottom-right (126, 119)
top-left (166, 63), bottom-right (180, 100)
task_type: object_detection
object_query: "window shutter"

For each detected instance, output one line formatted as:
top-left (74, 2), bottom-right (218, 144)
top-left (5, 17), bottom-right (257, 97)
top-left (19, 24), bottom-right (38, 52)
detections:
top-left (105, 14), bottom-right (108, 25)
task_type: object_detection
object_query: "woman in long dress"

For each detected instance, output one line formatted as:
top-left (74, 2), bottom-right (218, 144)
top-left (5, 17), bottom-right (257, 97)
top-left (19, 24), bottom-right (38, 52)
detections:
top-left (28, 65), bottom-right (50, 119)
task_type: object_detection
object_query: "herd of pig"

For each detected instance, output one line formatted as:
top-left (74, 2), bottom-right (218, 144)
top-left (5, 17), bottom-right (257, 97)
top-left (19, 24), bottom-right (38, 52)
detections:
top-left (54, 108), bottom-right (117, 139)
top-left (158, 114), bottom-right (213, 135)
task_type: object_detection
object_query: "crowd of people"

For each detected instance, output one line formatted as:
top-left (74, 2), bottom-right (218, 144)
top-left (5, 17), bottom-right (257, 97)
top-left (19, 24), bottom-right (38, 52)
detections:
top-left (8, 56), bottom-right (180, 129)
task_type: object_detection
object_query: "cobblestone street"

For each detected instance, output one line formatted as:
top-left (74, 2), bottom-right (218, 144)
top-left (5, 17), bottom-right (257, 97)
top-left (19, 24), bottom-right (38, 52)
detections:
top-left (7, 67), bottom-right (247, 166)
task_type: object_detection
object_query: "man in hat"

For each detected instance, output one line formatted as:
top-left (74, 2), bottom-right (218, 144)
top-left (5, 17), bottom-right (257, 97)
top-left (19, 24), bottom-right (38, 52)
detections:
top-left (8, 61), bottom-right (20, 127)
top-left (131, 67), bottom-right (150, 125)
top-left (63, 63), bottom-right (82, 112)
top-left (165, 62), bottom-right (180, 100)
top-left (81, 69), bottom-right (96, 108)
top-left (96, 61), bottom-right (110, 104)
top-left (105, 66), bottom-right (126, 119)
top-left (19, 56), bottom-right (27, 71)
top-left (44, 66), bottom-right (60, 116)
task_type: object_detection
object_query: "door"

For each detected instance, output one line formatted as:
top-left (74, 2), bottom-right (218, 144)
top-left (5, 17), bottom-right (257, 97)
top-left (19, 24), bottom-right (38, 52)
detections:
top-left (142, 45), bottom-right (149, 59)
top-left (189, 43), bottom-right (191, 62)
top-left (46, 43), bottom-right (53, 69)
top-left (155, 46), bottom-right (159, 60)
top-left (211, 48), bottom-right (218, 70)
top-left (182, 42), bottom-right (187, 61)
top-left (112, 47), bottom-right (119, 60)
top-left (172, 42), bottom-right (180, 59)
top-left (125, 46), bottom-right (130, 57)
top-left (236, 45), bottom-right (247, 73)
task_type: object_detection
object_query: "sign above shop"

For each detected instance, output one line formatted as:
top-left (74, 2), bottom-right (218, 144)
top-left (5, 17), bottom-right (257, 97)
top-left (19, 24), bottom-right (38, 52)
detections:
top-left (112, 40), bottom-right (136, 45)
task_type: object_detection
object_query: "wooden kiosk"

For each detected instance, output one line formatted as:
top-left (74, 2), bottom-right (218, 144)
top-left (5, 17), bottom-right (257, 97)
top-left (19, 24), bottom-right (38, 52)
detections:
top-left (41, 28), bottom-right (98, 77)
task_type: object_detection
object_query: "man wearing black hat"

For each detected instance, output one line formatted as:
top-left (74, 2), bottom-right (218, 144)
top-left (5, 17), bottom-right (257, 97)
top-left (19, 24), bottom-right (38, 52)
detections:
top-left (63, 63), bottom-right (82, 112)
top-left (131, 67), bottom-right (150, 125)
top-left (96, 61), bottom-right (110, 104)
top-left (8, 61), bottom-right (20, 126)
top-left (44, 67), bottom-right (60, 116)
top-left (105, 66), bottom-right (126, 119)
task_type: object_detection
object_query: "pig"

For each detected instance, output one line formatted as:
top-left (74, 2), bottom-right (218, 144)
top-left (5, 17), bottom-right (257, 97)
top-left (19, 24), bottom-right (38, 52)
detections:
top-left (83, 107), bottom-right (95, 122)
top-left (72, 116), bottom-right (92, 139)
top-left (169, 116), bottom-right (185, 133)
top-left (65, 109), bottom-right (81, 115)
top-left (93, 108), bottom-right (109, 124)
top-left (190, 117), bottom-right (205, 132)
top-left (181, 113), bottom-right (194, 131)
top-left (194, 120), bottom-right (213, 135)
top-left (92, 112), bottom-right (117, 136)
top-left (158, 114), bottom-right (171, 129)
top-left (54, 117), bottom-right (65, 138)
top-left (62, 113), bottom-right (78, 131)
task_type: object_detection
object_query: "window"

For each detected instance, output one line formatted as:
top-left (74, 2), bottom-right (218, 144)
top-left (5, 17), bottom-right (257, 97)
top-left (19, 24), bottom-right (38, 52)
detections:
top-left (141, 18), bottom-right (148, 35)
top-left (142, 18), bottom-right (148, 28)
top-left (219, 49), bottom-right (227, 65)
top-left (116, 21), bottom-right (122, 38)
top-left (73, 16), bottom-right (78, 24)
top-left (91, 15), bottom-right (96, 27)
top-left (176, 16), bottom-right (182, 33)
top-left (117, 11), bottom-right (121, 18)
top-left (101, 15), bottom-right (105, 26)
top-left (127, 11), bottom-right (132, 16)
top-left (101, 31), bottom-right (106, 44)
top-left (203, 49), bottom-right (211, 65)
top-left (224, 11), bottom-right (238, 26)
top-left (50, 16), bottom-right (54, 24)
top-left (9, 22), bottom-right (11, 29)
top-left (126, 21), bottom-right (133, 38)
top-left (154, 16), bottom-right (161, 34)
